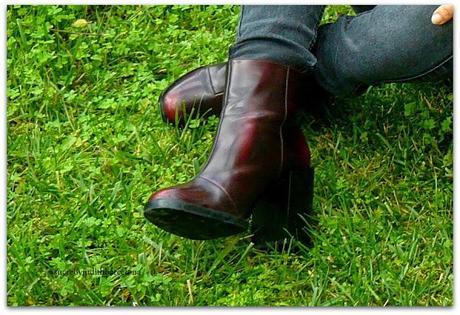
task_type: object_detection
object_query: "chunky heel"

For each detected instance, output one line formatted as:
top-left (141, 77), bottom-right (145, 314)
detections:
top-left (251, 166), bottom-right (314, 249)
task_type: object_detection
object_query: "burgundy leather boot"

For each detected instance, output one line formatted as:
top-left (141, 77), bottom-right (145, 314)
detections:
top-left (159, 63), bottom-right (226, 124)
top-left (145, 60), bottom-right (314, 241)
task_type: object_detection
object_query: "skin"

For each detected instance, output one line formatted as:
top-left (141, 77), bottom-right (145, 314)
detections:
top-left (432, 4), bottom-right (454, 25)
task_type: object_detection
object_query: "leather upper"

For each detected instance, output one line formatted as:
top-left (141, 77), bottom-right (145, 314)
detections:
top-left (151, 60), bottom-right (312, 218)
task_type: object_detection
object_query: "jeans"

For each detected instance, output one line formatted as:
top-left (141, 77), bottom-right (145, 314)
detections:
top-left (230, 5), bottom-right (453, 97)
top-left (229, 5), bottom-right (325, 72)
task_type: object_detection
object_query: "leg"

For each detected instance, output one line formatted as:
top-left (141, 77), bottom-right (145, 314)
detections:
top-left (146, 6), bottom-right (320, 244)
top-left (159, 5), bottom-right (325, 124)
top-left (314, 5), bottom-right (453, 96)
top-left (229, 5), bottom-right (325, 72)
top-left (229, 5), bottom-right (324, 246)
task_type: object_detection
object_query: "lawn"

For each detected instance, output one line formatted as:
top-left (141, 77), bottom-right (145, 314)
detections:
top-left (7, 5), bottom-right (453, 306)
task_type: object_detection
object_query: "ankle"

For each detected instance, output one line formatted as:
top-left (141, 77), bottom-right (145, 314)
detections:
top-left (228, 40), bottom-right (316, 73)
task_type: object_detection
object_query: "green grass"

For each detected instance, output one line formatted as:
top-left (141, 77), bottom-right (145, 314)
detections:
top-left (7, 5), bottom-right (452, 306)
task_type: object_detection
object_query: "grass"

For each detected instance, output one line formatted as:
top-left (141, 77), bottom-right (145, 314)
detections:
top-left (7, 5), bottom-right (453, 306)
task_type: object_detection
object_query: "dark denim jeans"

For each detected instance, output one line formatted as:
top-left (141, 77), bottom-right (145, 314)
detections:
top-left (230, 5), bottom-right (453, 97)
top-left (229, 5), bottom-right (324, 72)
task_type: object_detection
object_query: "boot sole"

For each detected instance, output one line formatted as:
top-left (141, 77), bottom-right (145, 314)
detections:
top-left (144, 199), bottom-right (248, 240)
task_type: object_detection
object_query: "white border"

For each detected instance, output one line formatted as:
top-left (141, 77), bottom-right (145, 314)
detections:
top-left (0, 0), bottom-right (455, 4)
top-left (1, 1), bottom-right (457, 314)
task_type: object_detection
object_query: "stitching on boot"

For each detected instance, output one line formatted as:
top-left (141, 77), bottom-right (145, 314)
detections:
top-left (198, 175), bottom-right (239, 212)
top-left (278, 67), bottom-right (290, 178)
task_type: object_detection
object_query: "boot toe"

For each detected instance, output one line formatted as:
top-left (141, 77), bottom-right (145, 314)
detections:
top-left (144, 180), bottom-right (248, 240)
top-left (160, 92), bottom-right (181, 123)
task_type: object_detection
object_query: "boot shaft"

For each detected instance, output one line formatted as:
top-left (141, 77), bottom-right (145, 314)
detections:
top-left (201, 60), bottom-right (312, 211)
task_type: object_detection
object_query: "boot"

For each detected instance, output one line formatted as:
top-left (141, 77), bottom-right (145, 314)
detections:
top-left (159, 63), bottom-right (226, 124)
top-left (145, 60), bottom-right (314, 242)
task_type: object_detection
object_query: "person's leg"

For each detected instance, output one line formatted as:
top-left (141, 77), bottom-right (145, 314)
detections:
top-left (314, 5), bottom-right (453, 97)
top-left (159, 5), bottom-right (325, 124)
top-left (146, 6), bottom-right (323, 243)
top-left (229, 5), bottom-right (325, 72)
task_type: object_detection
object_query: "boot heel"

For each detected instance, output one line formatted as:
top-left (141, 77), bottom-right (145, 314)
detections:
top-left (251, 166), bottom-right (314, 249)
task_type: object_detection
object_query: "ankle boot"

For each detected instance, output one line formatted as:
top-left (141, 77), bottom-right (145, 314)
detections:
top-left (159, 63), bottom-right (226, 124)
top-left (145, 59), bottom-right (314, 240)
